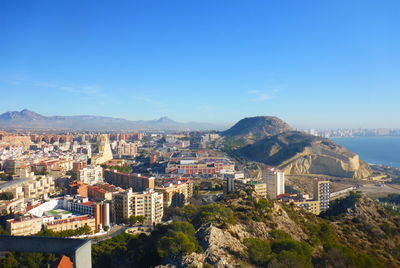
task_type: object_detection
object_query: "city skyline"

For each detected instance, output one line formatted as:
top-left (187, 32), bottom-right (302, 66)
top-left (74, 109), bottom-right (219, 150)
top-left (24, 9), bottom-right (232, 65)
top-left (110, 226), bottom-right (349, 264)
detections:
top-left (1, 1), bottom-right (400, 129)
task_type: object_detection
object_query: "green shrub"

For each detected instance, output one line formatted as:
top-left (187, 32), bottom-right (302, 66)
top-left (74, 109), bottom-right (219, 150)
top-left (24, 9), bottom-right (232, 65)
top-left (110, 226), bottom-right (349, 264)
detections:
top-left (244, 237), bottom-right (272, 266)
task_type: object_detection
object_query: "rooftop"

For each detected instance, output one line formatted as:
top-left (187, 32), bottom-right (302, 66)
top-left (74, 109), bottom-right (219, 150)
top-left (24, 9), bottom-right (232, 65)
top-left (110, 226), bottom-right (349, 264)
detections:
top-left (0, 178), bottom-right (31, 190)
top-left (46, 215), bottom-right (92, 226)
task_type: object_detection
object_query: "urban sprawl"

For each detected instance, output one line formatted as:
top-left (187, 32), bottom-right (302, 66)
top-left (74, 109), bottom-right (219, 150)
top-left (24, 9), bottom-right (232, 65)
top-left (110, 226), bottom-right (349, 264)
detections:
top-left (0, 131), bottom-right (330, 238)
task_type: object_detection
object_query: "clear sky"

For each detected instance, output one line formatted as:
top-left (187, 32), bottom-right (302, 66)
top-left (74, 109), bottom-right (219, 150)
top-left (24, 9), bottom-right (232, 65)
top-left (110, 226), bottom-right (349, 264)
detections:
top-left (0, 0), bottom-right (399, 129)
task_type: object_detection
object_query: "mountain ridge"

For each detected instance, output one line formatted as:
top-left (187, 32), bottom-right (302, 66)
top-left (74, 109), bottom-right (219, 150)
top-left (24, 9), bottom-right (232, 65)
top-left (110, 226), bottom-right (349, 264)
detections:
top-left (0, 109), bottom-right (225, 131)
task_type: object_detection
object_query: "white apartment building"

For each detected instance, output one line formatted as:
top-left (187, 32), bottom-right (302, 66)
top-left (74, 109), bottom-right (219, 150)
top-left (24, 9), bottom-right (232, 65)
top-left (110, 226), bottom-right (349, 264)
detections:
top-left (115, 141), bottom-right (137, 157)
top-left (78, 165), bottom-right (103, 185)
top-left (265, 168), bottom-right (285, 199)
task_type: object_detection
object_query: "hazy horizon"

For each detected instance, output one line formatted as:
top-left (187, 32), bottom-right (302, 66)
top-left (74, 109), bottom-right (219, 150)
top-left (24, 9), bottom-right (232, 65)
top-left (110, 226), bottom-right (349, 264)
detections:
top-left (1, 1), bottom-right (399, 129)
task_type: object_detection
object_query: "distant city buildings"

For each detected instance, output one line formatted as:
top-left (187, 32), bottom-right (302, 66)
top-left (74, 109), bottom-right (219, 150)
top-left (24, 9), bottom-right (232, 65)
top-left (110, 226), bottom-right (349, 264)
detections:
top-left (250, 181), bottom-right (268, 198)
top-left (114, 141), bottom-right (137, 157)
top-left (0, 176), bottom-right (55, 204)
top-left (77, 165), bottom-right (103, 185)
top-left (303, 128), bottom-right (400, 138)
top-left (94, 134), bottom-right (113, 165)
top-left (165, 152), bottom-right (235, 175)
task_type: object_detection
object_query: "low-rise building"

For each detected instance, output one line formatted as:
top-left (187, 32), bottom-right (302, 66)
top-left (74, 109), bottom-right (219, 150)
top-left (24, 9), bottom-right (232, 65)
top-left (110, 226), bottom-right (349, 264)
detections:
top-left (250, 181), bottom-right (267, 198)
top-left (64, 196), bottom-right (110, 229)
top-left (68, 181), bottom-right (88, 197)
top-left (44, 215), bottom-right (96, 233)
top-left (6, 214), bottom-right (43, 236)
top-left (88, 185), bottom-right (113, 201)
top-left (104, 169), bottom-right (154, 191)
top-left (0, 176), bottom-right (55, 201)
top-left (277, 179), bottom-right (330, 215)
top-left (155, 179), bottom-right (193, 207)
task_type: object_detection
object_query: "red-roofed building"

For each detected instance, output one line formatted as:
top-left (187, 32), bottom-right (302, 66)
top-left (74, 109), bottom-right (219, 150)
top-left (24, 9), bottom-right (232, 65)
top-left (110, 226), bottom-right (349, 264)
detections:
top-left (88, 185), bottom-right (112, 201)
top-left (104, 169), bottom-right (154, 191)
top-left (50, 256), bottom-right (74, 268)
top-left (68, 181), bottom-right (88, 197)
top-left (45, 215), bottom-right (96, 233)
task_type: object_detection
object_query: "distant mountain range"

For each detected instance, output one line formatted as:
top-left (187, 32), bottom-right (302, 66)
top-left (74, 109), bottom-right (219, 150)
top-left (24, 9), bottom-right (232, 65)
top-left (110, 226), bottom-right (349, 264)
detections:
top-left (0, 109), bottom-right (226, 131)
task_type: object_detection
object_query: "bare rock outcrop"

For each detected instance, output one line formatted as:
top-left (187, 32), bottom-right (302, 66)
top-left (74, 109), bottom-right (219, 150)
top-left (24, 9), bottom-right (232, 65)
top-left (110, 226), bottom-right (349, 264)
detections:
top-left (236, 131), bottom-right (372, 179)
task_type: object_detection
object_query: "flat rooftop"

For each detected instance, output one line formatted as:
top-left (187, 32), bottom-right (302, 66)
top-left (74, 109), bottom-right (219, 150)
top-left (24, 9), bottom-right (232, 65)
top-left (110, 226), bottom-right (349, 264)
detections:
top-left (0, 178), bottom-right (31, 190)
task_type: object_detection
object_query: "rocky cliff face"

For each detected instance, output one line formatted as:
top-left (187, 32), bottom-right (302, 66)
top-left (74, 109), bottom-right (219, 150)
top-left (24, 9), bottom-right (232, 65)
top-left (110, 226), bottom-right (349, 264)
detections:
top-left (236, 131), bottom-right (372, 179)
top-left (171, 201), bottom-right (310, 268)
top-left (168, 194), bottom-right (400, 268)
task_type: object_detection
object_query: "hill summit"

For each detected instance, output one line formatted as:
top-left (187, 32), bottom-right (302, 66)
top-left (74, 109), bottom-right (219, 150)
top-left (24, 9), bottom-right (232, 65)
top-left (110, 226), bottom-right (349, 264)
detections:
top-left (221, 116), bottom-right (292, 143)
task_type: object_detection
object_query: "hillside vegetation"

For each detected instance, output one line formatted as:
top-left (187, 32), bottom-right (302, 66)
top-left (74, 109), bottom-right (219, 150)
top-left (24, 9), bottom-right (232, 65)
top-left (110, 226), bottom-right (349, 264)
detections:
top-left (90, 192), bottom-right (400, 268)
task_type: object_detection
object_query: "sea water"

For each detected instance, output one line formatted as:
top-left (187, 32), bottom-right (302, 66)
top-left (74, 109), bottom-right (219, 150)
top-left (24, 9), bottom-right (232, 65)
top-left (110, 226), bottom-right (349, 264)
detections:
top-left (332, 136), bottom-right (400, 168)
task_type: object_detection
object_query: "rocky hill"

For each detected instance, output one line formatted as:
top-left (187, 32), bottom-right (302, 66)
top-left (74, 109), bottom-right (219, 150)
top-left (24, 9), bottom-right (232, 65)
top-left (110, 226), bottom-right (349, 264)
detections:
top-left (235, 131), bottom-right (372, 178)
top-left (171, 193), bottom-right (400, 268)
top-left (221, 116), bottom-right (292, 144)
top-left (221, 116), bottom-right (372, 179)
top-left (87, 191), bottom-right (400, 268)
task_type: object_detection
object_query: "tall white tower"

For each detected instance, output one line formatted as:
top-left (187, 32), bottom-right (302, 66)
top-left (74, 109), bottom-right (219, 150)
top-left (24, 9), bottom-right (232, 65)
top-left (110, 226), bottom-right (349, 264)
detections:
top-left (265, 168), bottom-right (285, 199)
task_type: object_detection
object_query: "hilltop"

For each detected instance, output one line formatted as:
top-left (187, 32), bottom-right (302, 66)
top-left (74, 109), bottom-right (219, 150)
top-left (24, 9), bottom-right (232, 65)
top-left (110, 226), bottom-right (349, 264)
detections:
top-left (221, 116), bottom-right (292, 144)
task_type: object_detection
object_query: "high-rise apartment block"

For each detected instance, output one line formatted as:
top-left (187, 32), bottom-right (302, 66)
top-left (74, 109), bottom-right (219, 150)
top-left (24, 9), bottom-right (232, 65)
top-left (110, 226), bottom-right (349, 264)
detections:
top-left (112, 189), bottom-right (163, 225)
top-left (313, 180), bottom-right (330, 212)
top-left (265, 168), bottom-right (285, 199)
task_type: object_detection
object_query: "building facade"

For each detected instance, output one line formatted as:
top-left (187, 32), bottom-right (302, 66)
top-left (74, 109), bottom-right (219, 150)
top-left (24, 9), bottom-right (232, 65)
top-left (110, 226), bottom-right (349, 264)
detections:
top-left (265, 168), bottom-right (285, 199)
top-left (77, 165), bottom-right (103, 185)
top-left (44, 215), bottom-right (96, 233)
top-left (104, 169), bottom-right (154, 191)
top-left (6, 215), bottom-right (43, 236)
top-left (112, 189), bottom-right (163, 225)
top-left (313, 180), bottom-right (330, 212)
top-left (155, 180), bottom-right (193, 207)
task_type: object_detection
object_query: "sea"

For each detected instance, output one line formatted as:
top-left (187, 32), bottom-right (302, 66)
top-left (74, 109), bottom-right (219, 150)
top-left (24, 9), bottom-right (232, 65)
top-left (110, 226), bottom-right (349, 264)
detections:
top-left (331, 136), bottom-right (400, 168)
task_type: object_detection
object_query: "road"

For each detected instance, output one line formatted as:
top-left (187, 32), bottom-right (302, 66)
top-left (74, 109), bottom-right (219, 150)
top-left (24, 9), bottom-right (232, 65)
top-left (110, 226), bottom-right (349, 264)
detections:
top-left (92, 225), bottom-right (127, 244)
top-left (358, 183), bottom-right (400, 199)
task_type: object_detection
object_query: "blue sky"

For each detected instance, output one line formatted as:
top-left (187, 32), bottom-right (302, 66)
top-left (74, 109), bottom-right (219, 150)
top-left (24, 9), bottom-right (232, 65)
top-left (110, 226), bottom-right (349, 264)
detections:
top-left (0, 0), bottom-right (399, 129)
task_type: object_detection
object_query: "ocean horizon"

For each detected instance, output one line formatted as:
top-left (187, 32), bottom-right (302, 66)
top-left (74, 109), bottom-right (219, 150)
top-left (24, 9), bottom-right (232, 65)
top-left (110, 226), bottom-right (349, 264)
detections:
top-left (332, 136), bottom-right (400, 168)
